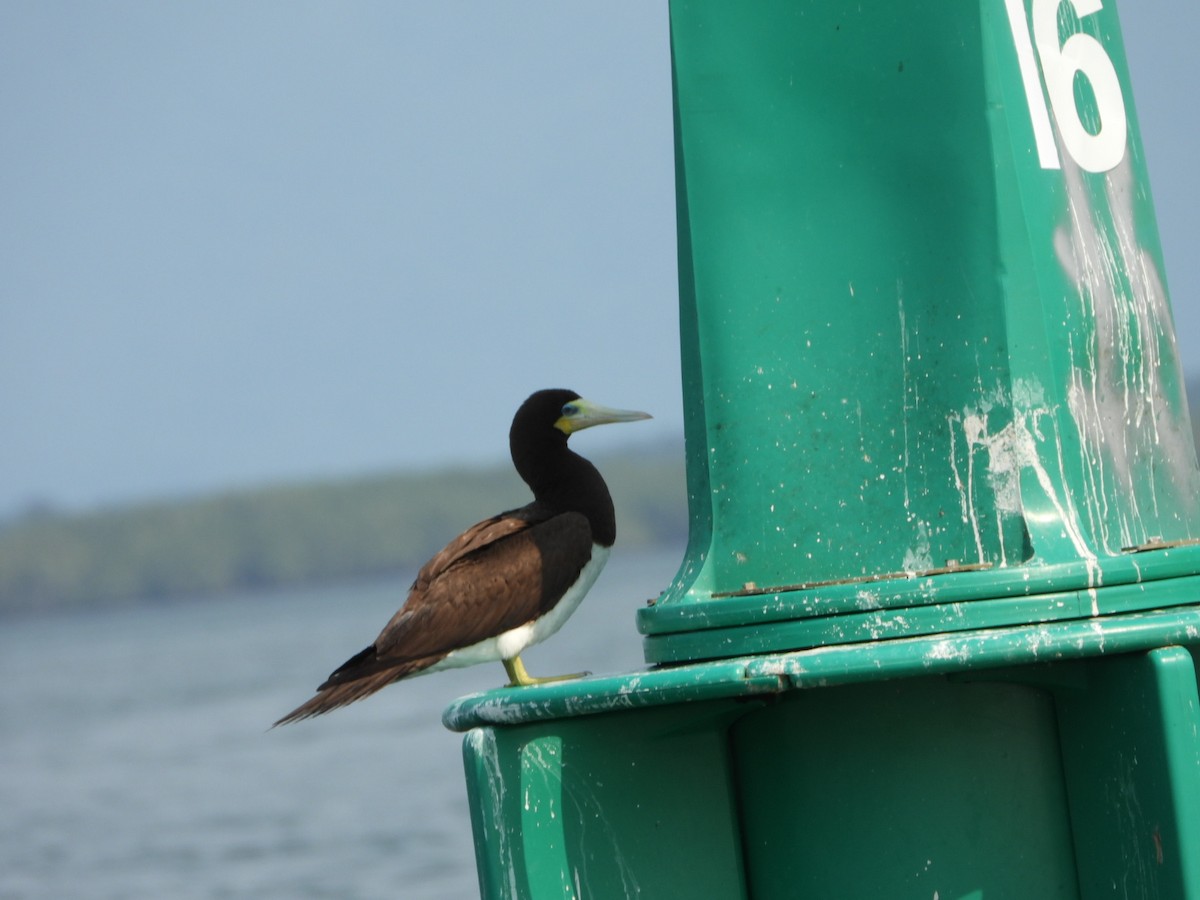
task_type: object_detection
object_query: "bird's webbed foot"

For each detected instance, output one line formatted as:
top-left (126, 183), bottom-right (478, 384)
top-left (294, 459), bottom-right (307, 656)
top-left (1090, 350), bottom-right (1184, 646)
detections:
top-left (503, 655), bottom-right (590, 687)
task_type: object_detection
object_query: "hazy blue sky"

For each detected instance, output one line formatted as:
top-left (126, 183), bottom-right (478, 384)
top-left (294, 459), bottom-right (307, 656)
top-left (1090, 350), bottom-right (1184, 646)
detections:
top-left (2, 2), bottom-right (1197, 515)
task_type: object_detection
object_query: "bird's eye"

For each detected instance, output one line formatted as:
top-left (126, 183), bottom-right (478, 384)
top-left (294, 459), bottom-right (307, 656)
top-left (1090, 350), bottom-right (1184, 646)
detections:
top-left (562, 403), bottom-right (579, 417)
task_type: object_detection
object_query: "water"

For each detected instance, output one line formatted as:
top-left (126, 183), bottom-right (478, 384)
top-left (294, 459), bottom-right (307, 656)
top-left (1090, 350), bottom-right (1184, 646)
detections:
top-left (0, 547), bottom-right (682, 900)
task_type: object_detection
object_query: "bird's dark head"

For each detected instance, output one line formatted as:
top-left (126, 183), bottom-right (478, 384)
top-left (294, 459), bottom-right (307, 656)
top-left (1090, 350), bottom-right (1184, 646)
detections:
top-left (510, 389), bottom-right (651, 528)
top-left (511, 389), bottom-right (651, 445)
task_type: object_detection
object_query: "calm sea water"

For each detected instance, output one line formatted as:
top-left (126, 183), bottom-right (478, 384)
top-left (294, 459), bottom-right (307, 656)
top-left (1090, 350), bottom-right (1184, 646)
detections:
top-left (0, 546), bottom-right (683, 900)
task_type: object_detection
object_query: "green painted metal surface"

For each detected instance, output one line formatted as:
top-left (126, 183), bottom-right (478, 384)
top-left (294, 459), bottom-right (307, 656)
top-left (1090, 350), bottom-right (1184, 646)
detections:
top-left (453, 2), bottom-right (1200, 897)
top-left (446, 603), bottom-right (1200, 733)
top-left (1055, 647), bottom-right (1200, 898)
top-left (645, 570), bottom-right (1200, 664)
top-left (643, 0), bottom-right (1200, 661)
top-left (455, 636), bottom-right (1200, 897)
top-left (461, 703), bottom-right (752, 900)
top-left (734, 678), bottom-right (1081, 898)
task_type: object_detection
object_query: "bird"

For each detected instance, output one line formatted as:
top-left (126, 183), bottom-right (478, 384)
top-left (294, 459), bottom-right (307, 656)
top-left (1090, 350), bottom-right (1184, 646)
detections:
top-left (273, 389), bottom-right (651, 725)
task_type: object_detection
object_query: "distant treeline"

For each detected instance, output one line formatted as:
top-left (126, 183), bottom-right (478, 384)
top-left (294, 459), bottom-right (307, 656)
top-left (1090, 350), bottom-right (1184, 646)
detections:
top-left (0, 443), bottom-right (688, 616)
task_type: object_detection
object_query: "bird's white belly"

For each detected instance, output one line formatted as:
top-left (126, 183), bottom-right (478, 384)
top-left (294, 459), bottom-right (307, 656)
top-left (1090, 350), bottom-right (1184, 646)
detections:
top-left (432, 544), bottom-right (610, 672)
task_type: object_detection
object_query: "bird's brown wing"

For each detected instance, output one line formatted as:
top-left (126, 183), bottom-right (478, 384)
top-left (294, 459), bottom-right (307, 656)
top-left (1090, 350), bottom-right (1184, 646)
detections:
top-left (272, 507), bottom-right (593, 725)
top-left (409, 510), bottom-right (537, 593)
top-left (362, 507), bottom-right (593, 665)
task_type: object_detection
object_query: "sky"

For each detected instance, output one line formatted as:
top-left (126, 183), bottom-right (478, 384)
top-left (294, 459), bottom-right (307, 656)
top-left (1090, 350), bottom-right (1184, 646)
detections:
top-left (2, 2), bottom-right (1197, 516)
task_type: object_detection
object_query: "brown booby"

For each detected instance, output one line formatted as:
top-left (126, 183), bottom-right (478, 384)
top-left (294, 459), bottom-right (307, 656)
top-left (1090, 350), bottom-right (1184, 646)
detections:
top-left (274, 389), bottom-right (650, 725)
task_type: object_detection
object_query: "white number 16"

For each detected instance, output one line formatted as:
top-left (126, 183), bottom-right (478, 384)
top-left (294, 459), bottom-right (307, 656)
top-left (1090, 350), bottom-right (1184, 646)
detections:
top-left (1003, 0), bottom-right (1128, 173)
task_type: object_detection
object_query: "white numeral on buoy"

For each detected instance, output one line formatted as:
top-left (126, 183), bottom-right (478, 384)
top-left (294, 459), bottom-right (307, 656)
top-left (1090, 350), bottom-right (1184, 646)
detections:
top-left (1004, 0), bottom-right (1128, 173)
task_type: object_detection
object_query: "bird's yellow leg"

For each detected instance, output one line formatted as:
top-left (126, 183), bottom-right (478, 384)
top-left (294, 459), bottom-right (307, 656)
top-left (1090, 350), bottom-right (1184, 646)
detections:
top-left (503, 655), bottom-right (588, 687)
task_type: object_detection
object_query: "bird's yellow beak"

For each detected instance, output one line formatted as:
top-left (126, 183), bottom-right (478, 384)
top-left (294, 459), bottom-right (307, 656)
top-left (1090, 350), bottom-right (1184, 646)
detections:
top-left (555, 398), bottom-right (652, 435)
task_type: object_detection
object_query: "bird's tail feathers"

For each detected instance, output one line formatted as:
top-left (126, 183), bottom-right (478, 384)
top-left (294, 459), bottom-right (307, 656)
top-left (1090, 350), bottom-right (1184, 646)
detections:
top-left (272, 657), bottom-right (439, 727)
